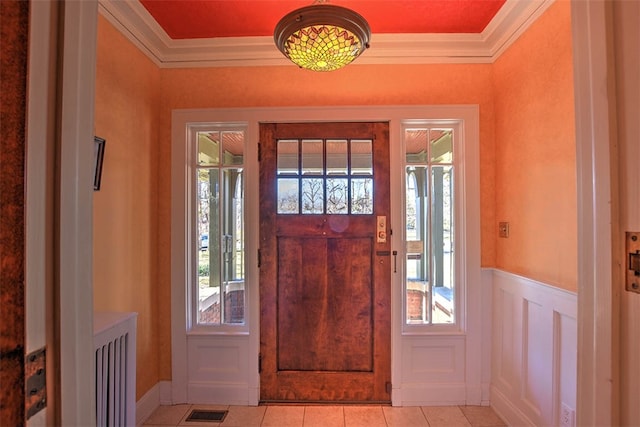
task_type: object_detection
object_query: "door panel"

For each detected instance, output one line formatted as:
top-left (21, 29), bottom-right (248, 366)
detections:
top-left (259, 122), bottom-right (390, 402)
top-left (277, 237), bottom-right (373, 372)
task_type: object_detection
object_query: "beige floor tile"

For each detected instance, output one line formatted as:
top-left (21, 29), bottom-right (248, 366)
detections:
top-left (382, 406), bottom-right (429, 426)
top-left (343, 406), bottom-right (387, 427)
top-left (141, 403), bottom-right (506, 427)
top-left (261, 405), bottom-right (305, 427)
top-left (178, 405), bottom-right (230, 426)
top-left (421, 406), bottom-right (471, 427)
top-left (459, 406), bottom-right (507, 427)
top-left (144, 404), bottom-right (191, 425)
top-left (303, 405), bottom-right (345, 427)
top-left (220, 405), bottom-right (267, 427)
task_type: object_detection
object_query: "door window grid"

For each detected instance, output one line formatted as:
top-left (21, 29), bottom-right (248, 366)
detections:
top-left (404, 127), bottom-right (455, 326)
top-left (195, 129), bottom-right (245, 326)
top-left (276, 138), bottom-right (373, 215)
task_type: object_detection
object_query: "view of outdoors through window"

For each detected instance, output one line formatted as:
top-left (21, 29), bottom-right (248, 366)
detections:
top-left (192, 125), bottom-right (454, 326)
top-left (196, 130), bottom-right (245, 325)
top-left (405, 128), bottom-right (455, 325)
top-left (276, 139), bottom-right (373, 215)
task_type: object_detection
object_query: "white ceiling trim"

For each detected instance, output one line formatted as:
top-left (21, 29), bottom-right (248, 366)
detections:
top-left (98, 0), bottom-right (554, 68)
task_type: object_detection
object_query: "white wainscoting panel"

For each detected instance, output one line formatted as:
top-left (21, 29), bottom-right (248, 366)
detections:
top-left (187, 335), bottom-right (251, 405)
top-left (490, 269), bottom-right (577, 427)
top-left (481, 268), bottom-right (494, 405)
top-left (399, 335), bottom-right (468, 405)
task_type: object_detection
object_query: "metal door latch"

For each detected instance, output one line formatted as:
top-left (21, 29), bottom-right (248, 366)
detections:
top-left (626, 232), bottom-right (640, 293)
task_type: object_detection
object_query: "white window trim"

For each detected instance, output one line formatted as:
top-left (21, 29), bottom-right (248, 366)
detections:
top-left (186, 122), bottom-right (249, 334)
top-left (401, 120), bottom-right (466, 334)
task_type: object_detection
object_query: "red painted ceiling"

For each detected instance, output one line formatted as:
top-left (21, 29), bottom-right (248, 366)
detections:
top-left (139, 0), bottom-right (507, 39)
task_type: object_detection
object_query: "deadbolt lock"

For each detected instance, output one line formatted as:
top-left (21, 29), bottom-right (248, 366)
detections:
top-left (377, 216), bottom-right (387, 243)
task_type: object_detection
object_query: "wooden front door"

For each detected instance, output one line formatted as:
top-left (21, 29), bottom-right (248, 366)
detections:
top-left (259, 122), bottom-right (391, 402)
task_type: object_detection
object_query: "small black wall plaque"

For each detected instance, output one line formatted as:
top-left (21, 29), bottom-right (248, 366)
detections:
top-left (93, 136), bottom-right (106, 191)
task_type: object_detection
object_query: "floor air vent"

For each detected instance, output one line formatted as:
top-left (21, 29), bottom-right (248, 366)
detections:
top-left (185, 410), bottom-right (228, 423)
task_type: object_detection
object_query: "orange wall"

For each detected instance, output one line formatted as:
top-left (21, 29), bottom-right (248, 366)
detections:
top-left (156, 63), bottom-right (497, 379)
top-left (492, 0), bottom-right (577, 291)
top-left (94, 0), bottom-right (576, 390)
top-left (93, 14), bottom-right (161, 399)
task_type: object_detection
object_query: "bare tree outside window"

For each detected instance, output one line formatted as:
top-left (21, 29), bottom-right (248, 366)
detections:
top-left (326, 178), bottom-right (348, 214)
top-left (302, 178), bottom-right (324, 213)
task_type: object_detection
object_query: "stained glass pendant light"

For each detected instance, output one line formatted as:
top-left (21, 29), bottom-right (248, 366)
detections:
top-left (274, 2), bottom-right (371, 72)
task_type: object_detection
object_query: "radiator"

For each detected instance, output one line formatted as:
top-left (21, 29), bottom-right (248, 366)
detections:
top-left (94, 312), bottom-right (137, 426)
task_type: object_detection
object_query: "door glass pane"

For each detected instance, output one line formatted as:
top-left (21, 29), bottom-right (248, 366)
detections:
top-left (326, 178), bottom-right (348, 214)
top-left (277, 140), bottom-right (298, 175)
top-left (302, 139), bottom-right (323, 175)
top-left (222, 168), bottom-right (245, 324)
top-left (198, 168), bottom-right (221, 324)
top-left (194, 125), bottom-right (246, 327)
top-left (351, 178), bottom-right (373, 214)
top-left (351, 139), bottom-right (372, 175)
top-left (405, 167), bottom-right (430, 324)
top-left (278, 178), bottom-right (299, 214)
top-left (404, 126), bottom-right (456, 327)
top-left (198, 132), bottom-right (220, 166)
top-left (222, 131), bottom-right (244, 165)
top-left (405, 129), bottom-right (428, 163)
top-left (430, 129), bottom-right (453, 163)
top-left (302, 178), bottom-right (324, 214)
top-left (327, 139), bottom-right (348, 175)
top-left (431, 165), bottom-right (454, 324)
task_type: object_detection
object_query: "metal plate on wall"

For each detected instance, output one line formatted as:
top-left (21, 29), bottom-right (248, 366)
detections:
top-left (25, 347), bottom-right (46, 419)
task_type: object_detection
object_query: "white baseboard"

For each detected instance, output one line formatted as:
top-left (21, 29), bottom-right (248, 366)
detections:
top-left (136, 381), bottom-right (172, 426)
top-left (188, 382), bottom-right (253, 405)
top-left (159, 380), bottom-right (173, 405)
top-left (136, 383), bottom-right (160, 426)
top-left (398, 383), bottom-right (467, 406)
top-left (481, 381), bottom-right (491, 406)
top-left (491, 385), bottom-right (537, 426)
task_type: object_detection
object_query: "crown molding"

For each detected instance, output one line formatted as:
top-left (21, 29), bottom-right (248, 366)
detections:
top-left (98, 0), bottom-right (555, 68)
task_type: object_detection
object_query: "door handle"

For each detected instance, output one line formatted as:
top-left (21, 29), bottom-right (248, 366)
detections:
top-left (393, 250), bottom-right (398, 273)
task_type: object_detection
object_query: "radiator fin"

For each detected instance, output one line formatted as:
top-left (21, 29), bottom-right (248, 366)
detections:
top-left (94, 312), bottom-right (137, 426)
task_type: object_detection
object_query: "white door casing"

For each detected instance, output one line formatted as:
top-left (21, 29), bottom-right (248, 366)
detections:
top-left (571, 0), bottom-right (618, 424)
top-left (612, 0), bottom-right (640, 424)
top-left (26, 0), bottom-right (98, 425)
top-left (170, 105), bottom-right (481, 406)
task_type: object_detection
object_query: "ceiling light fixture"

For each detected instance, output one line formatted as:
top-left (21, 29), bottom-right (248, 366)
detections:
top-left (274, 2), bottom-right (371, 72)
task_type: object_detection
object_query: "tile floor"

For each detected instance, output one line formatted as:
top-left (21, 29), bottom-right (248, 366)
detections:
top-left (142, 404), bottom-right (507, 427)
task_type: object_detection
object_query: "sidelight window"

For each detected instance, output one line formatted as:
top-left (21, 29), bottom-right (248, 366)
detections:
top-left (276, 138), bottom-right (373, 215)
top-left (404, 126), bottom-right (456, 326)
top-left (194, 127), bottom-right (245, 325)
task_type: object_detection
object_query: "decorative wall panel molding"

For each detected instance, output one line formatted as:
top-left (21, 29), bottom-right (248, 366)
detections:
top-left (186, 336), bottom-right (251, 405)
top-left (490, 269), bottom-right (577, 426)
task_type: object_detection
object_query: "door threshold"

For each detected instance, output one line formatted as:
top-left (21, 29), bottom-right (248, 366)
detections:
top-left (259, 400), bottom-right (391, 406)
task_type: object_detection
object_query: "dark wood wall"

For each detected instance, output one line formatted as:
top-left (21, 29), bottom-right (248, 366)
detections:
top-left (0, 0), bottom-right (29, 425)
